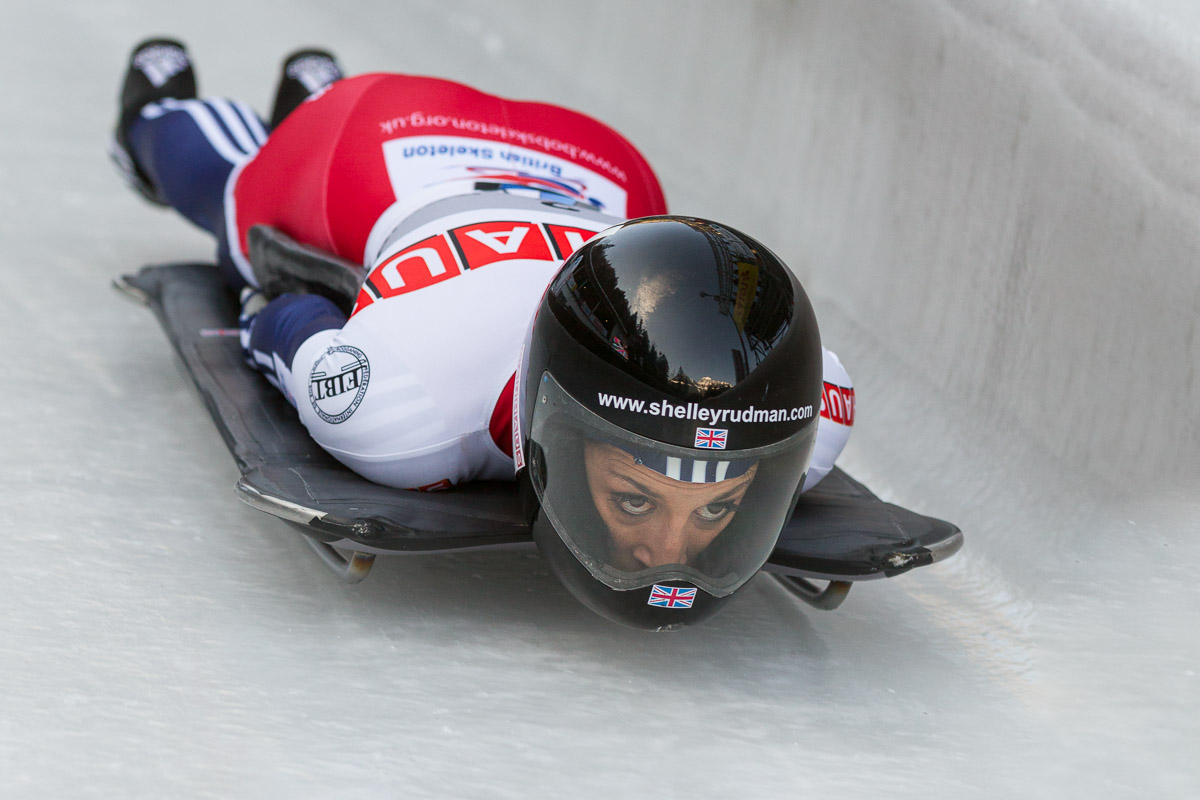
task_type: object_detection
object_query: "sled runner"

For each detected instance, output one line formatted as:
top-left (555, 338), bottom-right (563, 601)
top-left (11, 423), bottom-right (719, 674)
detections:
top-left (114, 230), bottom-right (962, 610)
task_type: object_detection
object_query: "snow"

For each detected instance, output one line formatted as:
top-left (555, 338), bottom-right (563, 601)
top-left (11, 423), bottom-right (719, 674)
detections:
top-left (1, 1), bottom-right (1197, 797)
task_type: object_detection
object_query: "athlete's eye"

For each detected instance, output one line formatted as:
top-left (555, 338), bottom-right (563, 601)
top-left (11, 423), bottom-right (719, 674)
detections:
top-left (615, 494), bottom-right (655, 516)
top-left (695, 501), bottom-right (737, 522)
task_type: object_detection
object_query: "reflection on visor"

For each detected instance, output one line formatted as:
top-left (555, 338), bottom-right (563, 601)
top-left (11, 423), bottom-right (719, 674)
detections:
top-left (528, 371), bottom-right (817, 596)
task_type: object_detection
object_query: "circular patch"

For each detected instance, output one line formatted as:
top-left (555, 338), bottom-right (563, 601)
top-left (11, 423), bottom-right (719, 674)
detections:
top-left (308, 345), bottom-right (371, 424)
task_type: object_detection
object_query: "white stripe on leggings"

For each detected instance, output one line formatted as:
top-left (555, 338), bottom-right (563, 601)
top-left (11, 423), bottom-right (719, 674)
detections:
top-left (207, 98), bottom-right (259, 154)
top-left (144, 98), bottom-right (248, 165)
top-left (232, 100), bottom-right (270, 145)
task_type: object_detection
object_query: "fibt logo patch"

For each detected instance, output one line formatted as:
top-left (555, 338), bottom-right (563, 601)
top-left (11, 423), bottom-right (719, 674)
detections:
top-left (309, 345), bottom-right (370, 424)
top-left (693, 428), bottom-right (728, 449)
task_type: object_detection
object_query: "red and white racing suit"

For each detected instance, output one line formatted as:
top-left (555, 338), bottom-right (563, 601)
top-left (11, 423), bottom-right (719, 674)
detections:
top-left (225, 74), bottom-right (852, 490)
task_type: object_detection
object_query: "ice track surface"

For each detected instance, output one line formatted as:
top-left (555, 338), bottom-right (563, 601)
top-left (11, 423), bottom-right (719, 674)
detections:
top-left (1, 1), bottom-right (1197, 797)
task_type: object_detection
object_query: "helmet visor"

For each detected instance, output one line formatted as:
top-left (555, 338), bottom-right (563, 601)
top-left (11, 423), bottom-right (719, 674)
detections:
top-left (526, 371), bottom-right (816, 596)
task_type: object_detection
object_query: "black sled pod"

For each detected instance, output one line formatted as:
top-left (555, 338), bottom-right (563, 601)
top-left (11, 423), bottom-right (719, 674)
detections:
top-left (516, 216), bottom-right (824, 631)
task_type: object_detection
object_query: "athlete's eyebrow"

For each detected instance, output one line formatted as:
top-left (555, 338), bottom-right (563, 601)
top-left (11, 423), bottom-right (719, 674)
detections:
top-left (607, 468), bottom-right (752, 501)
top-left (609, 472), bottom-right (662, 499)
top-left (710, 482), bottom-right (749, 503)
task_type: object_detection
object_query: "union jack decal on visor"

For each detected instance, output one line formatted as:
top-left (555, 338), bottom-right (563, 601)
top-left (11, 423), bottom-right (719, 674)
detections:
top-left (694, 428), bottom-right (728, 449)
top-left (648, 584), bottom-right (698, 609)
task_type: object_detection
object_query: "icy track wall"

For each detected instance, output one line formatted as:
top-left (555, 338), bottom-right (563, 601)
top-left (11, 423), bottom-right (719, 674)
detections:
top-left (436, 0), bottom-right (1199, 497)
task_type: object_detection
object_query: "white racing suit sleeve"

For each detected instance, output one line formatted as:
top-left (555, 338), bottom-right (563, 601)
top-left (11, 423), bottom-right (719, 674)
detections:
top-left (801, 347), bottom-right (856, 491)
top-left (283, 324), bottom-right (499, 490)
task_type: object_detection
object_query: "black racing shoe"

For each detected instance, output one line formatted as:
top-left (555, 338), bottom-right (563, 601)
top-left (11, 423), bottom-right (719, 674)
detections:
top-left (109, 38), bottom-right (197, 206)
top-left (269, 48), bottom-right (343, 129)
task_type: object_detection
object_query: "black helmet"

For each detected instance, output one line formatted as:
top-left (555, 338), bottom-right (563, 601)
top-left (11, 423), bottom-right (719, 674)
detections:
top-left (516, 216), bottom-right (823, 631)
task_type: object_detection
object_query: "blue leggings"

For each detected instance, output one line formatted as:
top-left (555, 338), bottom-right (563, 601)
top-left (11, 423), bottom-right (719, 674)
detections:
top-left (127, 97), bottom-right (269, 289)
top-left (128, 97), bottom-right (347, 385)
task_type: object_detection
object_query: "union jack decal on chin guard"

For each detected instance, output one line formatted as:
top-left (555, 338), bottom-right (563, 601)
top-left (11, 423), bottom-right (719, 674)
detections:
top-left (648, 584), bottom-right (698, 609)
top-left (694, 428), bottom-right (728, 449)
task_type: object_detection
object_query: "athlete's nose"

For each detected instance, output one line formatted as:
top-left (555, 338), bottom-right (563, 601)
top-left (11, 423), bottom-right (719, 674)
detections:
top-left (633, 516), bottom-right (692, 568)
